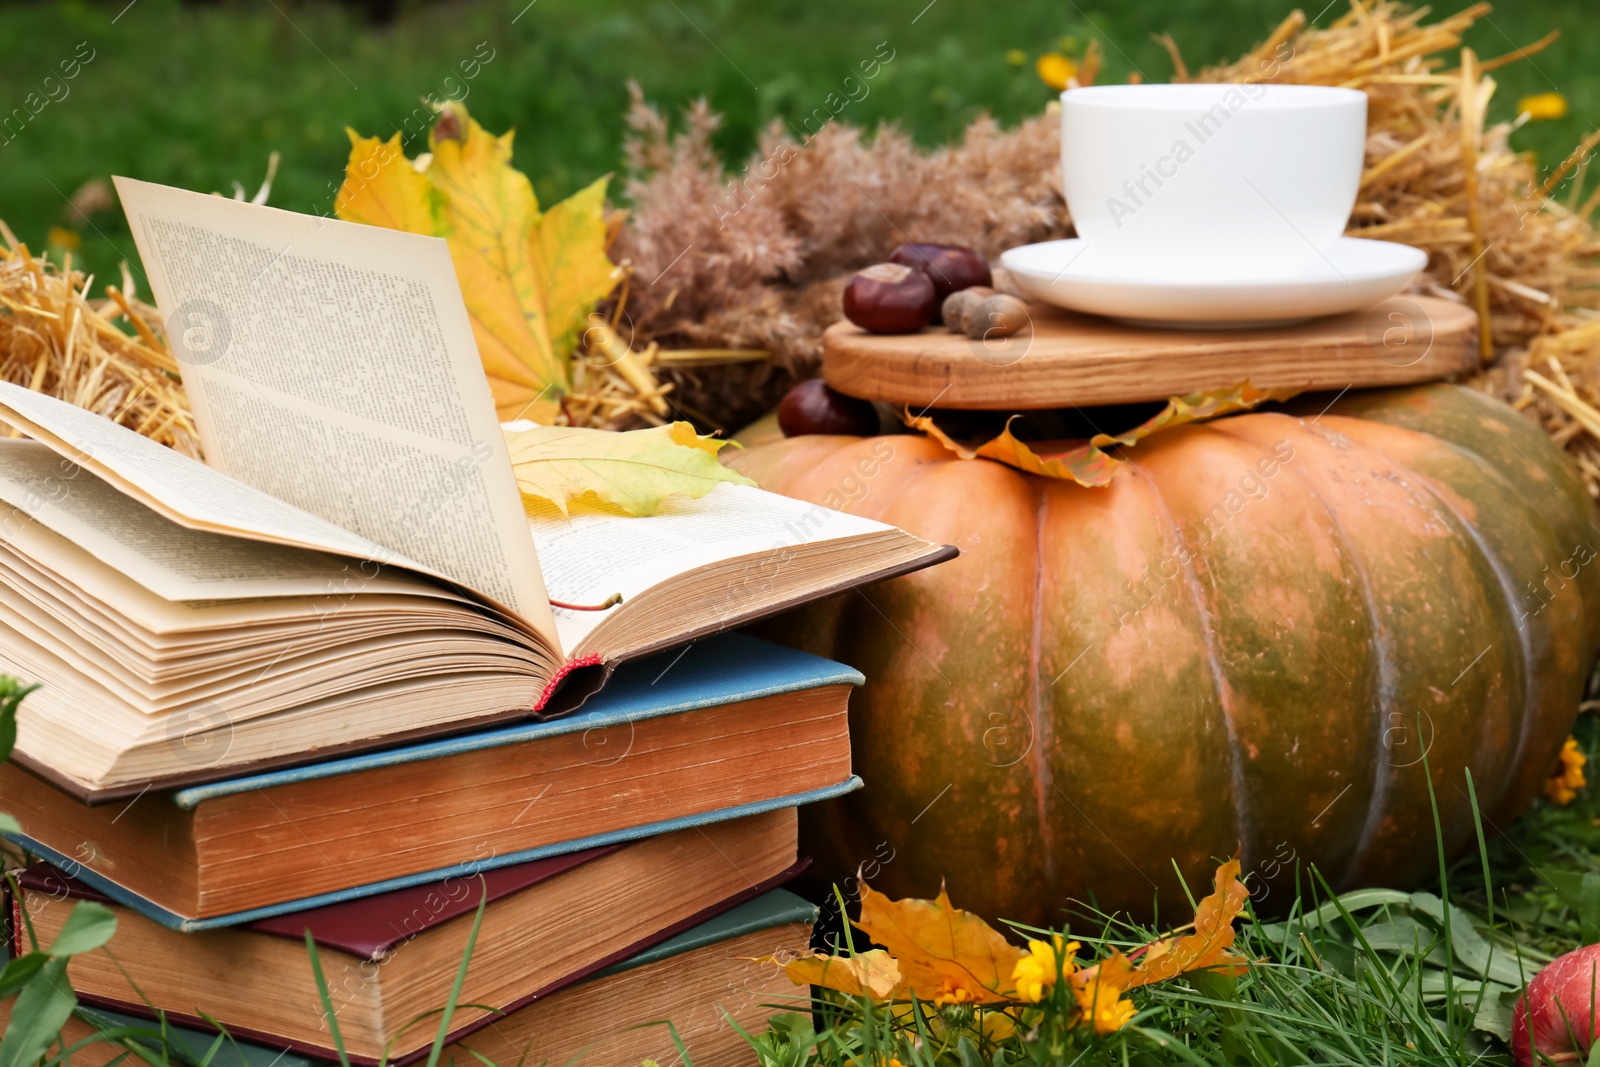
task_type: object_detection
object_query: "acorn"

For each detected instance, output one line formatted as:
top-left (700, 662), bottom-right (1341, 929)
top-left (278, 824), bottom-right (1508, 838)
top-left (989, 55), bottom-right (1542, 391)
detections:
top-left (890, 243), bottom-right (994, 304)
top-left (941, 286), bottom-right (997, 334)
top-left (965, 294), bottom-right (1030, 340)
top-left (843, 263), bottom-right (936, 334)
top-left (778, 379), bottom-right (880, 437)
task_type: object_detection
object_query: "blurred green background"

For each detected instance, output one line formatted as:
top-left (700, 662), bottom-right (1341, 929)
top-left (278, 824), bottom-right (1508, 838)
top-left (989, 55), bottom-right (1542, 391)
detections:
top-left (0, 0), bottom-right (1594, 285)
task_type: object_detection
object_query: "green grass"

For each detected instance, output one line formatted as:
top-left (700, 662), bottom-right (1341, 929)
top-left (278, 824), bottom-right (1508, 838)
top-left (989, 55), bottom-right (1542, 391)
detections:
top-left (0, 0), bottom-right (1596, 288)
top-left (735, 712), bottom-right (1600, 1067)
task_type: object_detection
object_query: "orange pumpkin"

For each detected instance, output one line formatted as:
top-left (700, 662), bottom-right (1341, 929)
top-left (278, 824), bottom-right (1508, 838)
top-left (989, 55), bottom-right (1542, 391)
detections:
top-left (734, 384), bottom-right (1600, 924)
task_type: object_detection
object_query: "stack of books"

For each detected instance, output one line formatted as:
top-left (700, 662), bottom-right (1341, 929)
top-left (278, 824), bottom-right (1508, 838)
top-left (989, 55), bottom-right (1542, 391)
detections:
top-left (4, 634), bottom-right (850, 1064)
top-left (0, 180), bottom-right (950, 1063)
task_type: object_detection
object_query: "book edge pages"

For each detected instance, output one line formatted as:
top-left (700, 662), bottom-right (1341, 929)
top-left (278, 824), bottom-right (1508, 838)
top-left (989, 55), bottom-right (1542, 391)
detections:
top-left (0, 776), bottom-right (861, 928)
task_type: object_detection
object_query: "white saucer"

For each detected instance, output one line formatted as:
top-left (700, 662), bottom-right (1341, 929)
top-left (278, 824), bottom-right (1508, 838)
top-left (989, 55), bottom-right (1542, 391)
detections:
top-left (999, 238), bottom-right (1429, 329)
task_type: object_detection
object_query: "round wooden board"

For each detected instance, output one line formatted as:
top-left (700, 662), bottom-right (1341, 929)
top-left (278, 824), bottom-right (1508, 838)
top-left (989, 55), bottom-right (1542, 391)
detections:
top-left (821, 295), bottom-right (1479, 409)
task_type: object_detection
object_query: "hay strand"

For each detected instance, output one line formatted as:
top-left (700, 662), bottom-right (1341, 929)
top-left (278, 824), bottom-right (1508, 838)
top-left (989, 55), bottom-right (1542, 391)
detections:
top-left (0, 245), bottom-right (198, 455)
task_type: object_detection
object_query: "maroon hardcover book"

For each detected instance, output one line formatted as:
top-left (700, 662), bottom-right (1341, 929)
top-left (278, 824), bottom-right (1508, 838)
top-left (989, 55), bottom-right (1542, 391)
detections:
top-left (17, 845), bottom-right (619, 959)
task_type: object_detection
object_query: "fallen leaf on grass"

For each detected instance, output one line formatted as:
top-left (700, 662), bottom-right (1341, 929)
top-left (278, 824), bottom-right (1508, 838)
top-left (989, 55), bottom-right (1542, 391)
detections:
top-left (854, 882), bottom-right (1028, 1004)
top-left (763, 949), bottom-right (902, 998)
top-left (766, 858), bottom-right (1243, 1035)
top-left (1123, 858), bottom-right (1250, 987)
top-left (506, 421), bottom-right (753, 516)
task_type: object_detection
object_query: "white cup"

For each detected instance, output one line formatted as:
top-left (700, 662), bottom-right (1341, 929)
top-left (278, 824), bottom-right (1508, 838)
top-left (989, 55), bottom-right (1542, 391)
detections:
top-left (1060, 84), bottom-right (1367, 280)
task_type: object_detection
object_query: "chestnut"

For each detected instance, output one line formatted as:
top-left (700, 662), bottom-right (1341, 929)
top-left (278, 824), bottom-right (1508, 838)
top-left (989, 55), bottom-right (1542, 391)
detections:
top-left (778, 379), bottom-right (880, 438)
top-left (843, 263), bottom-right (936, 334)
top-left (890, 243), bottom-right (994, 303)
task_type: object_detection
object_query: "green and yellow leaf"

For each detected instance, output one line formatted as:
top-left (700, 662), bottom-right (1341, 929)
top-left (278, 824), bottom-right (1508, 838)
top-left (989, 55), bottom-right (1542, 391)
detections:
top-left (506, 421), bottom-right (754, 517)
top-left (537, 174), bottom-right (621, 363)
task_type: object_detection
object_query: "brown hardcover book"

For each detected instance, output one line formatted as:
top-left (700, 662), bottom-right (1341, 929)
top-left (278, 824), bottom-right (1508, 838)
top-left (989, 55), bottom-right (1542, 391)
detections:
top-left (0, 633), bottom-right (858, 922)
top-left (11, 809), bottom-right (800, 1065)
top-left (443, 891), bottom-right (814, 1067)
top-left (0, 890), bottom-right (814, 1067)
top-left (0, 178), bottom-right (950, 797)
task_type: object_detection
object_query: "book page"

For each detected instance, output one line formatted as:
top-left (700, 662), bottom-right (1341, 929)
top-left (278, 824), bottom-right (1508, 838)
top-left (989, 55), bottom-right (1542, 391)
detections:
top-left (529, 483), bottom-right (893, 650)
top-left (0, 381), bottom-right (402, 564)
top-left (113, 177), bottom-right (556, 646)
top-left (0, 439), bottom-right (430, 602)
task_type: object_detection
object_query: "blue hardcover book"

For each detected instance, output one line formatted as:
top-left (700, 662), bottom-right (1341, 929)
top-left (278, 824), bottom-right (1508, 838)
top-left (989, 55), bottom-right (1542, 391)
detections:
top-left (4, 890), bottom-right (817, 1067)
top-left (1, 633), bottom-right (861, 930)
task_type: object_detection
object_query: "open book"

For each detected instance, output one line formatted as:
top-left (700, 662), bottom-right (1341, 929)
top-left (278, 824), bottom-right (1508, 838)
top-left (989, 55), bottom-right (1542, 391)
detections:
top-left (0, 179), bottom-right (950, 798)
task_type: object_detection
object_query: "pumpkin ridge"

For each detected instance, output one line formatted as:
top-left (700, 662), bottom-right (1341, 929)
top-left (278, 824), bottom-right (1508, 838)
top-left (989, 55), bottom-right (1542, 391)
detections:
top-left (1222, 415), bottom-right (1398, 889)
top-left (1443, 383), bottom-right (1566, 496)
top-left (1028, 483), bottom-right (1056, 886)
top-left (1131, 459), bottom-right (1253, 869)
top-left (746, 382), bottom-right (1595, 921)
top-left (1347, 428), bottom-right (1545, 815)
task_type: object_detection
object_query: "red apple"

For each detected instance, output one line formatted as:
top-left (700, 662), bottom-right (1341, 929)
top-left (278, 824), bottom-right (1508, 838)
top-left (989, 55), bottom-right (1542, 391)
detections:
top-left (1513, 944), bottom-right (1600, 1067)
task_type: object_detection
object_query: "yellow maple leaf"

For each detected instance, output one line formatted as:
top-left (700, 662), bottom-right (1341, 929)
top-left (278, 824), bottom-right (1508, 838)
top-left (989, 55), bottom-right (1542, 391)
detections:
top-left (854, 882), bottom-right (1027, 1005)
top-left (762, 948), bottom-right (902, 998)
top-left (506, 420), bottom-right (754, 517)
top-left (427, 106), bottom-right (565, 423)
top-left (336, 102), bottom-right (620, 425)
top-left (336, 131), bottom-right (440, 234)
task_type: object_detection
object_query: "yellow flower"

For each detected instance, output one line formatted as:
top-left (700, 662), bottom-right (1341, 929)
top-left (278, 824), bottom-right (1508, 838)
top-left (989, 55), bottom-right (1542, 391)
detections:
top-left (1036, 53), bottom-right (1077, 92)
top-left (1011, 935), bottom-right (1079, 1003)
top-left (1073, 977), bottom-right (1137, 1033)
top-left (1519, 92), bottom-right (1569, 121)
top-left (849, 1057), bottom-right (904, 1067)
top-left (46, 226), bottom-right (80, 250)
top-left (975, 1008), bottom-right (1018, 1041)
top-left (932, 978), bottom-right (976, 1006)
top-left (1547, 736), bottom-right (1587, 805)
top-left (1005, 48), bottom-right (1027, 67)
top-left (857, 1056), bottom-right (904, 1067)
